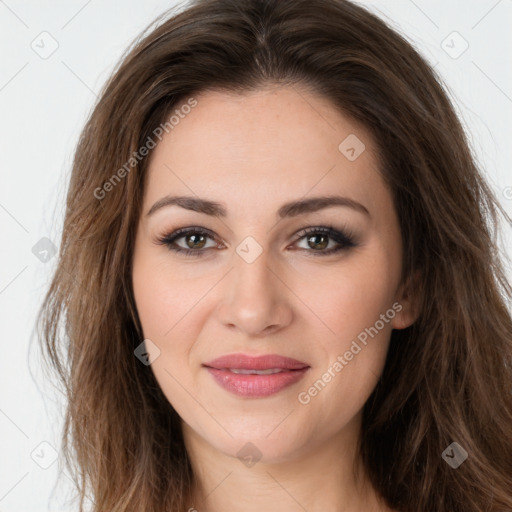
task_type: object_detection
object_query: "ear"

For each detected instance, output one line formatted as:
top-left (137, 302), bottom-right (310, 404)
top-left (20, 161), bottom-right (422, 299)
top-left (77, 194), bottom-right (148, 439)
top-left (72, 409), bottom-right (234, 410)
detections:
top-left (391, 270), bottom-right (421, 330)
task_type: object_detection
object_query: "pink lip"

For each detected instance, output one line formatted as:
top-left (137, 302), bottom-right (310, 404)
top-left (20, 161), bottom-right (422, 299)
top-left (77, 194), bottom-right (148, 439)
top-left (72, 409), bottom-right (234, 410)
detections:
top-left (203, 353), bottom-right (310, 398)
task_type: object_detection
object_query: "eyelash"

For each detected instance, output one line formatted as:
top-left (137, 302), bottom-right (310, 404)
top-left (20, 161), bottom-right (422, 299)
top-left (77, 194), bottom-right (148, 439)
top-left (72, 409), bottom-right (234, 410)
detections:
top-left (155, 225), bottom-right (357, 257)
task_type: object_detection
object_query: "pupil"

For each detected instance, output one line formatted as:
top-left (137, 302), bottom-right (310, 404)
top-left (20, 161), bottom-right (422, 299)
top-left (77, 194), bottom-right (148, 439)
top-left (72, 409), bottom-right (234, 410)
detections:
top-left (308, 234), bottom-right (328, 250)
top-left (187, 234), bottom-right (205, 249)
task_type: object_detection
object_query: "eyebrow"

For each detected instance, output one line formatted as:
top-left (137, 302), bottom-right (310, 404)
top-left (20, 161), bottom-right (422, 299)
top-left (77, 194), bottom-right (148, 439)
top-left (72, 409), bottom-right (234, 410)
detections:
top-left (146, 194), bottom-right (370, 218)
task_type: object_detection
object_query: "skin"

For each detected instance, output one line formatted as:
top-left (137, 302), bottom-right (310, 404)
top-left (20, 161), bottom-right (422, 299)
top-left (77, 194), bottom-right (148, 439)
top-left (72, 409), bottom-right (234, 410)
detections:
top-left (131, 84), bottom-right (418, 512)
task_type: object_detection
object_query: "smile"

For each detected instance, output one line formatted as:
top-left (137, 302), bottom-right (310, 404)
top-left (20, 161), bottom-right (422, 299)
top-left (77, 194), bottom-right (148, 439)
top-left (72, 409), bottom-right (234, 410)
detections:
top-left (203, 353), bottom-right (310, 397)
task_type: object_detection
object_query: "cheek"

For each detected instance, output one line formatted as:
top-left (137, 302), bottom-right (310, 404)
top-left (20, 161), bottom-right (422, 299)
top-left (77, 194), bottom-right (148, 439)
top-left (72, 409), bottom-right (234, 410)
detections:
top-left (131, 252), bottom-right (214, 401)
top-left (295, 254), bottom-right (397, 418)
top-left (132, 264), bottom-right (170, 342)
top-left (132, 251), bottom-right (207, 342)
top-left (296, 314), bottom-right (392, 446)
top-left (305, 252), bottom-right (399, 342)
top-left (131, 255), bottom-right (203, 415)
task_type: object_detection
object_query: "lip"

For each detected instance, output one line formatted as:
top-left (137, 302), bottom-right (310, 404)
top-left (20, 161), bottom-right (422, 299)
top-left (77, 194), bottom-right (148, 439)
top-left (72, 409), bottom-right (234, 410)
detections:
top-left (203, 353), bottom-right (310, 398)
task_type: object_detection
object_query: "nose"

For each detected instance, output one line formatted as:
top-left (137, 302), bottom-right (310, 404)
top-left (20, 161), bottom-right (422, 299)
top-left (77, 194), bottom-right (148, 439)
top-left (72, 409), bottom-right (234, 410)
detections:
top-left (215, 247), bottom-right (294, 337)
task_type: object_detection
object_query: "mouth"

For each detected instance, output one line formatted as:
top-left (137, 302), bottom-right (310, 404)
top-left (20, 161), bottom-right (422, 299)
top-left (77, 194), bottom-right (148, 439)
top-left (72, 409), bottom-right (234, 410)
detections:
top-left (203, 353), bottom-right (310, 397)
top-left (221, 368), bottom-right (290, 375)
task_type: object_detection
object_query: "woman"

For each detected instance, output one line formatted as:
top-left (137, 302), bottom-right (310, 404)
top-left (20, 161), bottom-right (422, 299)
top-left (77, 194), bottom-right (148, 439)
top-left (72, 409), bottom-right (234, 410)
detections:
top-left (37, 0), bottom-right (512, 510)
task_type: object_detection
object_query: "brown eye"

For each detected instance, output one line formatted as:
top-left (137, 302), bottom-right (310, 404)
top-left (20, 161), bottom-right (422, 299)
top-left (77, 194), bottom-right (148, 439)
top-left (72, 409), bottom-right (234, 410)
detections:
top-left (293, 226), bottom-right (357, 256)
top-left (157, 225), bottom-right (356, 258)
top-left (183, 233), bottom-right (208, 249)
top-left (157, 227), bottom-right (221, 257)
top-left (305, 233), bottom-right (329, 250)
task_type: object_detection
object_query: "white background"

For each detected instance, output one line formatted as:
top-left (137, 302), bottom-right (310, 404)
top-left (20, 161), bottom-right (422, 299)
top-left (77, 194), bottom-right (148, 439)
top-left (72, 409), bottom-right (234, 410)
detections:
top-left (0, 1), bottom-right (511, 510)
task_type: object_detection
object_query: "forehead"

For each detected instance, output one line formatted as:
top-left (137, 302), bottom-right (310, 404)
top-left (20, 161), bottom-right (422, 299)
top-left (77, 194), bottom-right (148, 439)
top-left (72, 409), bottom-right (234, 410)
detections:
top-left (143, 85), bottom-right (388, 221)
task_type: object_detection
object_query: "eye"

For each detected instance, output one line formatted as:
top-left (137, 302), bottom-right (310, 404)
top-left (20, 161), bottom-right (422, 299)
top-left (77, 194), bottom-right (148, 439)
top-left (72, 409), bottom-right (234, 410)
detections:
top-left (291, 226), bottom-right (357, 256)
top-left (156, 227), bottom-right (223, 257)
top-left (155, 225), bottom-right (357, 257)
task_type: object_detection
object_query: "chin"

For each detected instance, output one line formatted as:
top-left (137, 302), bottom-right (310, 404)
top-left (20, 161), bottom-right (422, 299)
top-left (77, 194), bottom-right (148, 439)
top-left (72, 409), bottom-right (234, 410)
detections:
top-left (188, 414), bottom-right (312, 465)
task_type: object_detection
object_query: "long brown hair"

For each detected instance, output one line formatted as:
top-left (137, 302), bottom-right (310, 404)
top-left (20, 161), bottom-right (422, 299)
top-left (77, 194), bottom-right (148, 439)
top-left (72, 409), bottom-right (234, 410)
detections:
top-left (37, 0), bottom-right (512, 510)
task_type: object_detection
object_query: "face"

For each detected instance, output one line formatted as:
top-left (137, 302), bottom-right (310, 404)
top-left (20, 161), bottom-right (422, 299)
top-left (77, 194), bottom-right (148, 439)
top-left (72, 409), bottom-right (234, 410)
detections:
top-left (131, 85), bottom-right (416, 464)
